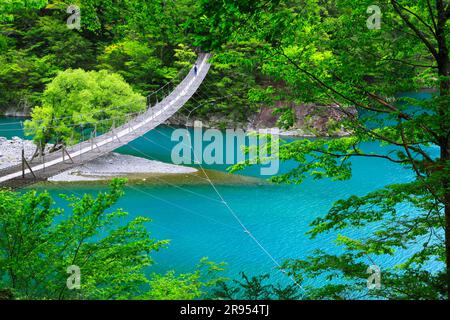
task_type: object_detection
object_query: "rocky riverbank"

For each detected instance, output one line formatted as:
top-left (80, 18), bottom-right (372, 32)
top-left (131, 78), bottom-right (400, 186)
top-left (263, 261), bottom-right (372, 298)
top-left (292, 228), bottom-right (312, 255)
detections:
top-left (166, 103), bottom-right (357, 137)
top-left (0, 137), bottom-right (198, 181)
top-left (0, 137), bottom-right (53, 170)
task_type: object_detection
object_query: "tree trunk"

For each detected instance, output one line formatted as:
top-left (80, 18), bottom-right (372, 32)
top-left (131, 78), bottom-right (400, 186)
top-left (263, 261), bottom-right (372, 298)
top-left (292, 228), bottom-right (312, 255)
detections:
top-left (445, 188), bottom-right (450, 299)
top-left (442, 139), bottom-right (450, 299)
top-left (435, 0), bottom-right (449, 300)
top-left (439, 67), bottom-right (450, 300)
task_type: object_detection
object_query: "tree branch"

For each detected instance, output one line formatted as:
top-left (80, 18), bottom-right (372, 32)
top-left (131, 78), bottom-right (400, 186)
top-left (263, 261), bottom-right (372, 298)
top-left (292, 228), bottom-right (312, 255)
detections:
top-left (398, 118), bottom-right (443, 203)
top-left (391, 0), bottom-right (439, 60)
top-left (392, 0), bottom-right (437, 39)
top-left (426, 0), bottom-right (438, 32)
top-left (312, 148), bottom-right (408, 164)
top-left (379, 57), bottom-right (438, 69)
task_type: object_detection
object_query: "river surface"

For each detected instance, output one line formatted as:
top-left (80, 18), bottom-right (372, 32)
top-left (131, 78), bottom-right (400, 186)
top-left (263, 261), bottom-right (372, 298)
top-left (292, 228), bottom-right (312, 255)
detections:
top-left (0, 114), bottom-right (440, 288)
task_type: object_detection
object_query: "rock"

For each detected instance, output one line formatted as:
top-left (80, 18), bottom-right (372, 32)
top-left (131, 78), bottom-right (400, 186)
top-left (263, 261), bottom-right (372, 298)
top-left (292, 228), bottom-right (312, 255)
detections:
top-left (0, 138), bottom-right (53, 170)
top-left (3, 106), bottom-right (31, 118)
top-left (166, 102), bottom-right (357, 137)
top-left (12, 136), bottom-right (22, 143)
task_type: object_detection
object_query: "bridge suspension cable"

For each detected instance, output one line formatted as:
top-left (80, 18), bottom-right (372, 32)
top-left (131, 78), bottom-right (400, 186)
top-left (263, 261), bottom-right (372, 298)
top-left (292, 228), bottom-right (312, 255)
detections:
top-left (0, 53), bottom-right (211, 186)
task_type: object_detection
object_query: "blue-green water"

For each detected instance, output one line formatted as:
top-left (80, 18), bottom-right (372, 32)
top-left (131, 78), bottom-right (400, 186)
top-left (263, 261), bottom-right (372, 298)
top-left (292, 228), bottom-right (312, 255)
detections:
top-left (0, 117), bottom-right (440, 286)
top-left (0, 117), bottom-right (29, 139)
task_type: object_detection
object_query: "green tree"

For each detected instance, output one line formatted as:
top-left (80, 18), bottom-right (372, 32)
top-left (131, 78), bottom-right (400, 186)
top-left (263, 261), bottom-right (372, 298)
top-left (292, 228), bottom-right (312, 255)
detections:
top-left (22, 15), bottom-right (96, 70)
top-left (0, 0), bottom-right (200, 113)
top-left (213, 272), bottom-right (301, 300)
top-left (24, 69), bottom-right (145, 152)
top-left (145, 258), bottom-right (226, 300)
top-left (181, 43), bottom-right (264, 126)
top-left (0, 50), bottom-right (58, 111)
top-left (98, 39), bottom-right (176, 94)
top-left (0, 0), bottom-right (47, 22)
top-left (0, 179), bottom-right (166, 299)
top-left (0, 179), bottom-right (224, 300)
top-left (198, 0), bottom-right (450, 299)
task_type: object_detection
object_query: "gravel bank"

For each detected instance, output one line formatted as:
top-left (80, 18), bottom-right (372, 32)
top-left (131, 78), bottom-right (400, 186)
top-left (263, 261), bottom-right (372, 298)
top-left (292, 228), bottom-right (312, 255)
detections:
top-left (0, 137), bottom-right (53, 170)
top-left (1, 137), bottom-right (197, 182)
top-left (49, 152), bottom-right (198, 182)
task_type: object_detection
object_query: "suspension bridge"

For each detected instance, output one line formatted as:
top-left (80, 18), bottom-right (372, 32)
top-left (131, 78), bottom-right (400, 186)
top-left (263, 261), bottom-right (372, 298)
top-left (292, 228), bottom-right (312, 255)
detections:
top-left (0, 53), bottom-right (211, 189)
top-left (0, 52), bottom-right (310, 291)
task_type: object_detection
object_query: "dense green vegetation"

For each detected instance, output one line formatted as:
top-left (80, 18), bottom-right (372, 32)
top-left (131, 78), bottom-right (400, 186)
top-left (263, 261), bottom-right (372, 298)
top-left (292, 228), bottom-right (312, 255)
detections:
top-left (0, 0), bottom-right (449, 300)
top-left (24, 69), bottom-right (146, 152)
top-left (206, 0), bottom-right (449, 299)
top-left (0, 179), bottom-right (225, 300)
top-left (0, 0), bottom-right (261, 125)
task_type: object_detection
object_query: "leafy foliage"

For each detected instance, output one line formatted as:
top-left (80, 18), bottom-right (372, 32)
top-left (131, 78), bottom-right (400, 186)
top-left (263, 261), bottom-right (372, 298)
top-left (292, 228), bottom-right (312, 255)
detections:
top-left (0, 0), bottom-right (47, 22)
top-left (212, 272), bottom-right (301, 300)
top-left (273, 107), bottom-right (295, 130)
top-left (98, 40), bottom-right (174, 94)
top-left (0, 0), bottom-right (199, 113)
top-left (0, 179), bottom-right (166, 299)
top-left (24, 69), bottom-right (145, 150)
top-left (145, 258), bottom-right (226, 300)
top-left (0, 179), bottom-right (224, 300)
top-left (201, 0), bottom-right (450, 299)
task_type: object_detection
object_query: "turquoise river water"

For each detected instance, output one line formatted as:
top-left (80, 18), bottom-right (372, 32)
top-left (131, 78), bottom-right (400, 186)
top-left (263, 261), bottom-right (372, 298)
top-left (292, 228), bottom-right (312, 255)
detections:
top-left (0, 114), bottom-right (440, 288)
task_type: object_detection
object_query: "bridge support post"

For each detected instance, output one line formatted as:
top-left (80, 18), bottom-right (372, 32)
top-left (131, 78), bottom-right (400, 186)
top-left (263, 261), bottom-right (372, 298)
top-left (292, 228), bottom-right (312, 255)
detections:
top-left (29, 147), bottom-right (38, 164)
top-left (22, 149), bottom-right (24, 178)
top-left (113, 131), bottom-right (122, 143)
top-left (89, 131), bottom-right (98, 151)
top-left (111, 120), bottom-right (122, 144)
top-left (22, 149), bottom-right (36, 179)
top-left (127, 115), bottom-right (132, 133)
top-left (90, 127), bottom-right (101, 152)
top-left (62, 146), bottom-right (74, 164)
top-left (130, 122), bottom-right (138, 136)
top-left (91, 128), bottom-right (94, 150)
top-left (39, 142), bottom-right (45, 172)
